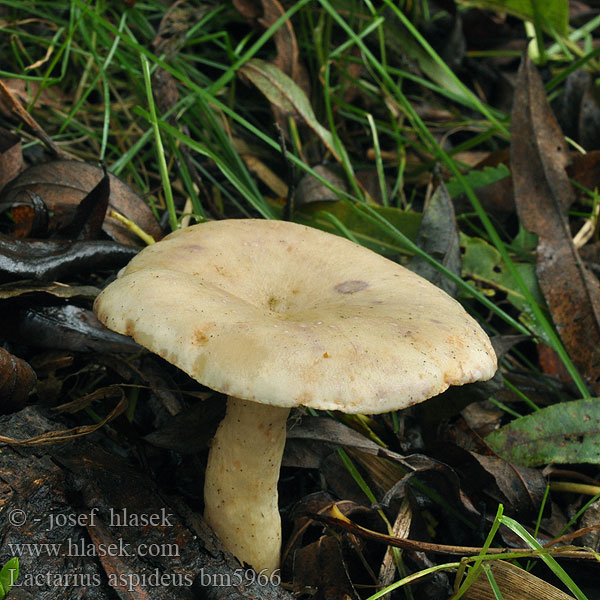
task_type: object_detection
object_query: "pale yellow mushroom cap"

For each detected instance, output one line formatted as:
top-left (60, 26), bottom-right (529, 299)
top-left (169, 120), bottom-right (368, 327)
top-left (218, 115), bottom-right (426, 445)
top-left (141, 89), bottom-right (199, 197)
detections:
top-left (94, 219), bottom-right (497, 413)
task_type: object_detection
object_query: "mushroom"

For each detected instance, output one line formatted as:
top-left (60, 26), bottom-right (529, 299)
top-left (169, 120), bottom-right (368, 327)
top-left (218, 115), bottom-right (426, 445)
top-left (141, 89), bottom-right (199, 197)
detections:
top-left (93, 219), bottom-right (497, 573)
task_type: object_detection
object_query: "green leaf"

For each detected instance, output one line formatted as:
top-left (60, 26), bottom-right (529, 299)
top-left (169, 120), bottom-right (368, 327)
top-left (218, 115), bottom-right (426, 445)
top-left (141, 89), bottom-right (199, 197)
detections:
top-left (460, 233), bottom-right (544, 311)
top-left (445, 164), bottom-right (510, 199)
top-left (486, 398), bottom-right (600, 466)
top-left (461, 233), bottom-right (555, 342)
top-left (294, 201), bottom-right (422, 256)
top-left (457, 0), bottom-right (569, 36)
top-left (239, 59), bottom-right (349, 165)
top-left (0, 557), bottom-right (19, 596)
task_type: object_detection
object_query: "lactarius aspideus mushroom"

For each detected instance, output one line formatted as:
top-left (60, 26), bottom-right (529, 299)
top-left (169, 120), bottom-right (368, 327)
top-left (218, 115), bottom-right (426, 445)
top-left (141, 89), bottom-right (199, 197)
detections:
top-left (94, 219), bottom-right (497, 573)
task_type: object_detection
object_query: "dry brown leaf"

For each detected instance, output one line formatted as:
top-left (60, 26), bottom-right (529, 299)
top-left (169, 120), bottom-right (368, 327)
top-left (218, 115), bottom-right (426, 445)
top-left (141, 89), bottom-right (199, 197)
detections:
top-left (258, 0), bottom-right (310, 96)
top-left (0, 80), bottom-right (66, 158)
top-left (377, 498), bottom-right (412, 599)
top-left (510, 54), bottom-right (600, 393)
top-left (234, 0), bottom-right (310, 140)
top-left (0, 128), bottom-right (22, 193)
top-left (463, 560), bottom-right (575, 600)
top-left (0, 78), bottom-right (64, 112)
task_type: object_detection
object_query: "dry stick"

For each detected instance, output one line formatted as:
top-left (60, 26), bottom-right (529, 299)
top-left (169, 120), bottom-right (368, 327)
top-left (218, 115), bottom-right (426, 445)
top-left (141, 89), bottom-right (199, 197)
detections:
top-left (310, 507), bottom-right (598, 560)
top-left (0, 386), bottom-right (127, 446)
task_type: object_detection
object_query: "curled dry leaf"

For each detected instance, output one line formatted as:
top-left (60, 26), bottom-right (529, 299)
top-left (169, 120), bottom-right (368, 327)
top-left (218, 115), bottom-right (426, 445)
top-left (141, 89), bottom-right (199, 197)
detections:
top-left (0, 280), bottom-right (100, 300)
top-left (53, 164), bottom-right (110, 240)
top-left (0, 347), bottom-right (36, 415)
top-left (511, 54), bottom-right (600, 393)
top-left (0, 160), bottom-right (162, 247)
top-left (240, 59), bottom-right (348, 164)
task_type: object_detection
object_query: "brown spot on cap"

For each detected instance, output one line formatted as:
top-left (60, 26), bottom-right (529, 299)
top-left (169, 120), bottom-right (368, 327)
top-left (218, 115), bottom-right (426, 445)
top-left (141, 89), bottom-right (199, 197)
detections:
top-left (334, 280), bottom-right (369, 294)
top-left (193, 330), bottom-right (209, 345)
top-left (124, 319), bottom-right (136, 336)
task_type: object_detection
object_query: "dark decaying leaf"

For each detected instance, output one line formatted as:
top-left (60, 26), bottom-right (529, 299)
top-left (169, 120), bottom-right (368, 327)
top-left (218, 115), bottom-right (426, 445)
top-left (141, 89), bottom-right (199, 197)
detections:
top-left (0, 347), bottom-right (36, 415)
top-left (292, 536), bottom-right (359, 600)
top-left (0, 234), bottom-right (137, 282)
top-left (406, 181), bottom-right (461, 296)
top-left (0, 160), bottom-right (162, 246)
top-left (0, 305), bottom-right (140, 354)
top-left (284, 415), bottom-right (390, 469)
top-left (294, 164), bottom-right (349, 205)
top-left (54, 165), bottom-right (110, 240)
top-left (511, 54), bottom-right (600, 394)
top-left (138, 354), bottom-right (187, 417)
top-left (538, 343), bottom-right (573, 383)
top-left (0, 78), bottom-right (64, 115)
top-left (486, 398), bottom-right (600, 467)
top-left (555, 69), bottom-right (600, 152)
top-left (144, 397), bottom-right (225, 454)
top-left (151, 1), bottom-right (208, 122)
top-left (578, 498), bottom-right (600, 551)
top-left (431, 443), bottom-right (546, 518)
top-left (465, 453), bottom-right (545, 518)
top-left (566, 149), bottom-right (600, 192)
top-left (460, 400), bottom-right (504, 439)
top-left (151, 66), bottom-right (180, 119)
top-left (152, 0), bottom-right (209, 56)
top-left (285, 496), bottom-right (384, 593)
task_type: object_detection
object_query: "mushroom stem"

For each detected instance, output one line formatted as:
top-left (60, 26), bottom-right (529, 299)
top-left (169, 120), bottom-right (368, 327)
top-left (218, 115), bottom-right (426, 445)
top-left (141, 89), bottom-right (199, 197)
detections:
top-left (204, 396), bottom-right (290, 573)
